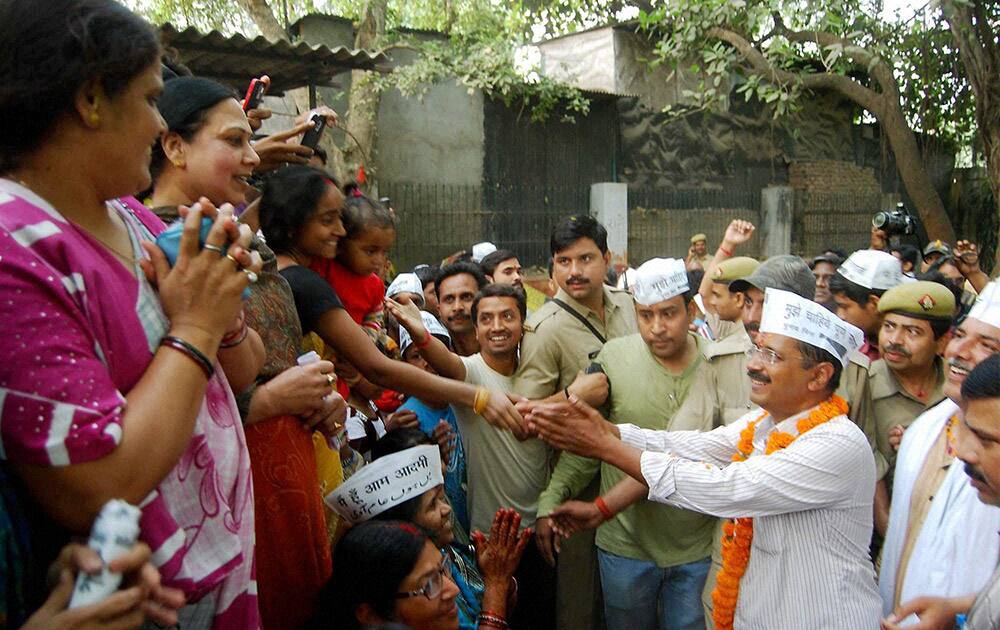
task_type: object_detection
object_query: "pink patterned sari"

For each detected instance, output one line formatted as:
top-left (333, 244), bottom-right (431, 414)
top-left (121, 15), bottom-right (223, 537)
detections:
top-left (0, 180), bottom-right (258, 628)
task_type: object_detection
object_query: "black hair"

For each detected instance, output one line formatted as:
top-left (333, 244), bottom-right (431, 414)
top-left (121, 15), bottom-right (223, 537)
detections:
top-left (435, 262), bottom-right (487, 300)
top-left (309, 520), bottom-right (431, 630)
top-left (370, 429), bottom-right (436, 523)
top-left (312, 146), bottom-right (328, 165)
top-left (962, 354), bottom-right (1000, 401)
top-left (472, 283), bottom-right (527, 323)
top-left (414, 265), bottom-right (439, 288)
top-left (685, 270), bottom-right (702, 305)
top-left (917, 268), bottom-right (964, 313)
top-left (480, 249), bottom-right (519, 277)
top-left (0, 0), bottom-right (160, 172)
top-left (342, 191), bottom-right (395, 240)
top-left (797, 341), bottom-right (843, 392)
top-left (891, 244), bottom-right (920, 269)
top-left (823, 247), bottom-right (848, 260)
top-left (149, 76), bottom-right (238, 181)
top-left (259, 165), bottom-right (341, 254)
top-left (828, 272), bottom-right (885, 306)
top-left (550, 215), bottom-right (608, 256)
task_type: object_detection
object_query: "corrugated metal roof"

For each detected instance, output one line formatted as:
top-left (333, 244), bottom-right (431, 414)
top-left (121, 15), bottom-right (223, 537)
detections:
top-left (160, 23), bottom-right (388, 94)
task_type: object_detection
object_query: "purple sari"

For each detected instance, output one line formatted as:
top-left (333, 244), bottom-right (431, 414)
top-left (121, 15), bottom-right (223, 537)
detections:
top-left (0, 180), bottom-right (258, 628)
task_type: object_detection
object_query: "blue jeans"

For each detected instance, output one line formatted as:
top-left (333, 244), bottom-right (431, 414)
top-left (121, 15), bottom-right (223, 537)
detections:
top-left (597, 549), bottom-right (710, 630)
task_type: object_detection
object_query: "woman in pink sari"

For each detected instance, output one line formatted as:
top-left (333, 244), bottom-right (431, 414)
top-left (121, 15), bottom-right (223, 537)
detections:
top-left (0, 1), bottom-right (262, 627)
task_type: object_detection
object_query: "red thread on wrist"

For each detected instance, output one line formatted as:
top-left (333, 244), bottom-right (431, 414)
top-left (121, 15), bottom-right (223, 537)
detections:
top-left (594, 496), bottom-right (614, 521)
top-left (719, 245), bottom-right (734, 257)
top-left (416, 332), bottom-right (431, 349)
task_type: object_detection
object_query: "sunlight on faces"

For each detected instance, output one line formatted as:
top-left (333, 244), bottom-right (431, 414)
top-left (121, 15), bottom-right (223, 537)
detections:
top-left (165, 98), bottom-right (259, 206)
top-left (388, 542), bottom-right (460, 630)
top-left (410, 486), bottom-right (454, 547)
top-left (956, 397), bottom-right (1000, 506)
top-left (474, 296), bottom-right (522, 357)
top-left (878, 313), bottom-right (946, 373)
top-left (92, 63), bottom-right (166, 199)
top-left (709, 283), bottom-right (744, 322)
top-left (833, 293), bottom-right (881, 337)
top-left (552, 238), bottom-right (610, 303)
top-left (943, 318), bottom-right (1000, 402)
top-left (635, 295), bottom-right (692, 362)
top-left (437, 274), bottom-right (479, 335)
top-left (490, 257), bottom-right (524, 288)
top-left (746, 333), bottom-right (834, 419)
top-left (293, 185), bottom-right (346, 260)
top-left (339, 226), bottom-right (396, 276)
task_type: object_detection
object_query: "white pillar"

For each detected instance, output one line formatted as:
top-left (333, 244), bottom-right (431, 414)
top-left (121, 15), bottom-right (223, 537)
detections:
top-left (590, 182), bottom-right (629, 270)
top-left (761, 186), bottom-right (793, 258)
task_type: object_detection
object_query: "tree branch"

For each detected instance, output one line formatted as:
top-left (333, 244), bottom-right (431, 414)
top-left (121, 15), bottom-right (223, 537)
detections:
top-left (706, 26), bottom-right (883, 114)
top-left (774, 24), bottom-right (897, 97)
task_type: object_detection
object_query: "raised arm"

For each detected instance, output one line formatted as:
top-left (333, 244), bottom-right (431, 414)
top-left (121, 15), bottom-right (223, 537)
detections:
top-left (385, 297), bottom-right (465, 381)
top-left (698, 219), bottom-right (756, 311)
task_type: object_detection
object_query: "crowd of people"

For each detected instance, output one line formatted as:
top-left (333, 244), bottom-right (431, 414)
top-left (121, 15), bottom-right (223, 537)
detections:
top-left (2, 2), bottom-right (1000, 630)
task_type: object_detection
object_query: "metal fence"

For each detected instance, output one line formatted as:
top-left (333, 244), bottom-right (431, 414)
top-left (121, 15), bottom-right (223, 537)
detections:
top-left (385, 181), bottom-right (888, 271)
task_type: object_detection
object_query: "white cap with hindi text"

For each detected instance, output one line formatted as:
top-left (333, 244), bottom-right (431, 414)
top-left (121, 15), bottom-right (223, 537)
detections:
top-left (387, 272), bottom-right (425, 306)
top-left (632, 258), bottom-right (689, 306)
top-left (837, 249), bottom-right (904, 290)
top-left (325, 445), bottom-right (443, 525)
top-left (969, 281), bottom-right (1000, 330)
top-left (760, 288), bottom-right (864, 366)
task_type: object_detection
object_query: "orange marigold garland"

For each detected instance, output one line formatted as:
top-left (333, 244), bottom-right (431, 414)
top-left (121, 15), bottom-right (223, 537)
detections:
top-left (945, 415), bottom-right (958, 456)
top-left (710, 395), bottom-right (849, 630)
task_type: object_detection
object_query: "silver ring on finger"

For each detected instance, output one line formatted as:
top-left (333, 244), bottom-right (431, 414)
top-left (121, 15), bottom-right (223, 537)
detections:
top-left (242, 269), bottom-right (258, 283)
top-left (203, 243), bottom-right (224, 255)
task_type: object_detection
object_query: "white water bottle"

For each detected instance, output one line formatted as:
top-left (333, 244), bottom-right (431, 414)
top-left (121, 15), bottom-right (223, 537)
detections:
top-left (69, 499), bottom-right (141, 608)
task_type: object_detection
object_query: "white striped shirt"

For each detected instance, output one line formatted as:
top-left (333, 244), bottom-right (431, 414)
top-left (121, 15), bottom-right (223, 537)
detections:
top-left (619, 406), bottom-right (882, 629)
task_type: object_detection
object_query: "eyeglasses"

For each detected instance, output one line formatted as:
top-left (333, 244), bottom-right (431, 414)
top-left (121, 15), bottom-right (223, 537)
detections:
top-left (746, 345), bottom-right (787, 365)
top-left (395, 556), bottom-right (453, 601)
top-left (745, 345), bottom-right (808, 366)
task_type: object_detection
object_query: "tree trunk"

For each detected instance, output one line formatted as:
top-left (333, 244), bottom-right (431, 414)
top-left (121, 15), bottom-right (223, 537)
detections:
top-left (875, 96), bottom-right (957, 243)
top-left (941, 0), bottom-right (1000, 271)
top-left (341, 0), bottom-right (388, 192)
top-left (234, 0), bottom-right (286, 41)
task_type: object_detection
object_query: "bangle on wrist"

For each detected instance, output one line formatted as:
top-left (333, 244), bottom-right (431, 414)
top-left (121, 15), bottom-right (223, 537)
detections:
top-left (718, 245), bottom-right (734, 257)
top-left (473, 387), bottom-right (490, 414)
top-left (594, 496), bottom-right (614, 521)
top-left (160, 335), bottom-right (214, 380)
top-left (478, 611), bottom-right (508, 629)
top-left (416, 331), bottom-right (431, 349)
top-left (220, 320), bottom-right (249, 348)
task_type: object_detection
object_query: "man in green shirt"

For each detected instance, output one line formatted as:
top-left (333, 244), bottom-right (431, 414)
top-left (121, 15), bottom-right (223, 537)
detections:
top-left (869, 280), bottom-right (955, 537)
top-left (536, 258), bottom-right (714, 630)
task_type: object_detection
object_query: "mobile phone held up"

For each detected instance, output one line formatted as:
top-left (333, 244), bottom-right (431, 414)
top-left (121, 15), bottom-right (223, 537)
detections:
top-left (300, 113), bottom-right (326, 150)
top-left (155, 217), bottom-right (250, 299)
top-left (241, 77), bottom-right (266, 112)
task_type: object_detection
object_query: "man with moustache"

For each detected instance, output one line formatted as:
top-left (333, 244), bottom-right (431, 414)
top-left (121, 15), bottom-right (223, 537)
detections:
top-left (536, 258), bottom-right (715, 630)
top-left (881, 354), bottom-right (1000, 630)
top-left (392, 282), bottom-right (555, 630)
top-left (435, 261), bottom-right (487, 356)
top-left (480, 249), bottom-right (525, 288)
top-left (810, 252), bottom-right (843, 312)
top-left (868, 282), bottom-right (954, 537)
top-left (879, 281), bottom-right (1000, 617)
top-left (527, 288), bottom-right (882, 629)
top-left (515, 214), bottom-right (637, 630)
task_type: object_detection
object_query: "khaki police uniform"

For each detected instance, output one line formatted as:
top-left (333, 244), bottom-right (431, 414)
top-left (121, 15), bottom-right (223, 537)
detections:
top-left (514, 284), bottom-right (636, 630)
top-left (869, 356), bottom-right (946, 479)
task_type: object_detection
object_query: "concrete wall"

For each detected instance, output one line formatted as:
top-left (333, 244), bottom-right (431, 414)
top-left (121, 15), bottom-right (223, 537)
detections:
top-left (291, 14), bottom-right (484, 186)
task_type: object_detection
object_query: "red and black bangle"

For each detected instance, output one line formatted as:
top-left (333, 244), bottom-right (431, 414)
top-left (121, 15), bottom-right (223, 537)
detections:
top-left (415, 331), bottom-right (431, 350)
top-left (160, 335), bottom-right (214, 380)
top-left (219, 320), bottom-right (248, 348)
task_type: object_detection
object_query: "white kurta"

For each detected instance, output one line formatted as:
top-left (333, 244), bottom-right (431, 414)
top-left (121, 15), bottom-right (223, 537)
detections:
top-left (619, 406), bottom-right (881, 629)
top-left (879, 398), bottom-right (1000, 616)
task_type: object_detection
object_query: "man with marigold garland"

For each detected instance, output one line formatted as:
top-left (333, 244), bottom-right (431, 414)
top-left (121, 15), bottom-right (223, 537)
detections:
top-left (522, 287), bottom-right (883, 629)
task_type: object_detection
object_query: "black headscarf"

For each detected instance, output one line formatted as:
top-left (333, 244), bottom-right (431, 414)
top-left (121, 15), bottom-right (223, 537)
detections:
top-left (157, 76), bottom-right (235, 131)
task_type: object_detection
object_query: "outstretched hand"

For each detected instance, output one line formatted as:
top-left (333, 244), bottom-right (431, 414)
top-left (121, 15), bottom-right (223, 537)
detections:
top-left (481, 391), bottom-right (530, 440)
top-left (385, 297), bottom-right (426, 338)
top-left (523, 395), bottom-right (617, 457)
top-left (722, 219), bottom-right (755, 249)
top-left (549, 500), bottom-right (606, 539)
